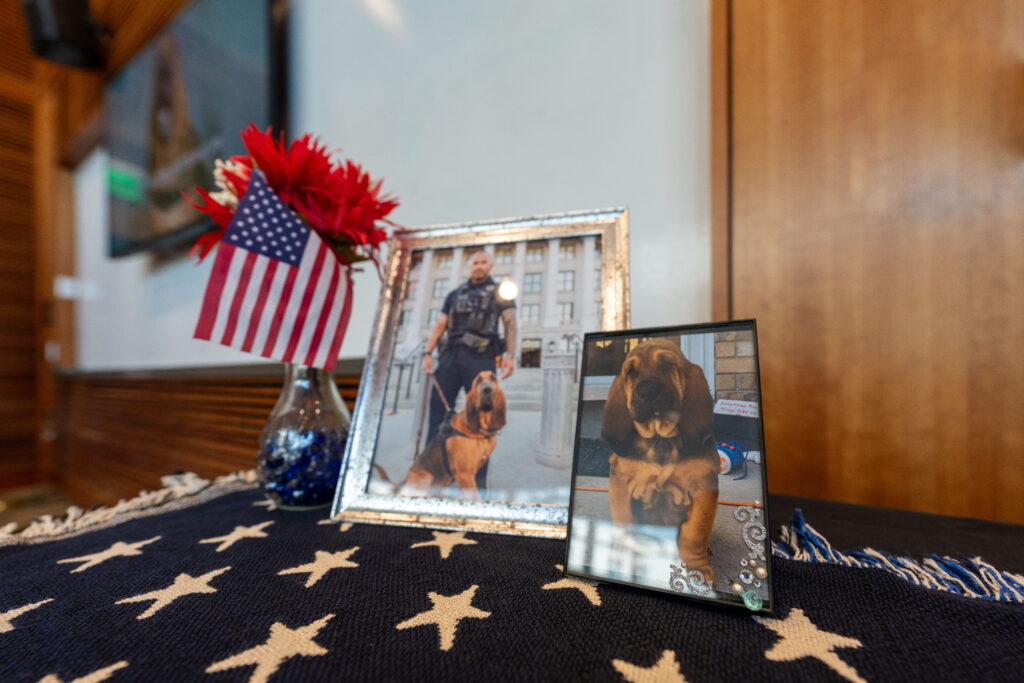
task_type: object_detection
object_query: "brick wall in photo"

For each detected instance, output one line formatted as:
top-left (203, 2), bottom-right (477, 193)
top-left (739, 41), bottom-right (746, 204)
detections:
top-left (714, 331), bottom-right (758, 402)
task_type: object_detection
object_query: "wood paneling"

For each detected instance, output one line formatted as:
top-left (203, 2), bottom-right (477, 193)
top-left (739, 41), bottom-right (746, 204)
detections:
top-left (0, 0), bottom-right (33, 81)
top-left (53, 0), bottom-right (192, 155)
top-left (729, 0), bottom-right (1024, 522)
top-left (11, 0), bottom-right (195, 490)
top-left (0, 0), bottom-right (37, 489)
top-left (710, 0), bottom-right (731, 322)
top-left (55, 372), bottom-right (360, 507)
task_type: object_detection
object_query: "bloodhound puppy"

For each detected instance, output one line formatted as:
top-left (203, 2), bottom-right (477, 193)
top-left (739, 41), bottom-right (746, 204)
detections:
top-left (398, 370), bottom-right (506, 500)
top-left (601, 337), bottom-right (719, 585)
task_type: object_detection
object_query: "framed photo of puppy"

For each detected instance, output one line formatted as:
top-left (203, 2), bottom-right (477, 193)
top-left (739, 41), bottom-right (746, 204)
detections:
top-left (332, 208), bottom-right (630, 537)
top-left (565, 320), bottom-right (773, 612)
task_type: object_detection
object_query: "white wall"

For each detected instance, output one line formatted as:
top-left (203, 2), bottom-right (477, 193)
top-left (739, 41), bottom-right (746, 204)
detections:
top-left (74, 149), bottom-right (260, 369)
top-left (73, 0), bottom-right (710, 370)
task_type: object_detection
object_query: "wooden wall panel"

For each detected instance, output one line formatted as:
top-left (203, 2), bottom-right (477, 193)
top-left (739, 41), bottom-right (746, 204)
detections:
top-left (710, 0), bottom-right (731, 322)
top-left (53, 0), bottom-right (193, 156)
top-left (730, 0), bottom-right (1024, 522)
top-left (0, 0), bottom-right (33, 81)
top-left (0, 0), bottom-right (37, 489)
top-left (5, 0), bottom-right (194, 491)
top-left (55, 372), bottom-right (360, 507)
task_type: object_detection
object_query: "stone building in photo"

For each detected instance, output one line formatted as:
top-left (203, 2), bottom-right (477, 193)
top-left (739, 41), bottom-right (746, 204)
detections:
top-left (394, 236), bottom-right (603, 367)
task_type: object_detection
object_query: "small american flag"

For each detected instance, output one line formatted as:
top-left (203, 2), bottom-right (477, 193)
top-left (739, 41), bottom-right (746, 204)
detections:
top-left (194, 171), bottom-right (353, 371)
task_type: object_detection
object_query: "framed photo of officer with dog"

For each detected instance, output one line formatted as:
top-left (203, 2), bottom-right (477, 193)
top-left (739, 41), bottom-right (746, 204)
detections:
top-left (332, 208), bottom-right (630, 537)
top-left (564, 320), bottom-right (774, 612)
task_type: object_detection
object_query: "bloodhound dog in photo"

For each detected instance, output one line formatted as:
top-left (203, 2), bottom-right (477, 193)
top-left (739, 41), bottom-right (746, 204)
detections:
top-left (601, 338), bottom-right (719, 584)
top-left (378, 370), bottom-right (506, 500)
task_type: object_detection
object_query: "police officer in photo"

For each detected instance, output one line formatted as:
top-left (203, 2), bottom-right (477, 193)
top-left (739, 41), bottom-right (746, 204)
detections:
top-left (421, 249), bottom-right (517, 445)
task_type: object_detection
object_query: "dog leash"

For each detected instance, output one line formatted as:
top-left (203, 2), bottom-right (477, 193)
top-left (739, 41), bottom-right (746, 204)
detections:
top-left (430, 373), bottom-right (454, 415)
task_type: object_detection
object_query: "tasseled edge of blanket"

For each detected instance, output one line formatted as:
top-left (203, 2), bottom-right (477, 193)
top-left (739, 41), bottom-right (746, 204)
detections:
top-left (773, 509), bottom-right (1024, 603)
top-left (0, 471), bottom-right (259, 546)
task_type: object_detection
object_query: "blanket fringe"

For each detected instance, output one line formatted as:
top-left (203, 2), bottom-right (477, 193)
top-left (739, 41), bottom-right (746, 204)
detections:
top-left (0, 471), bottom-right (259, 547)
top-left (772, 509), bottom-right (1024, 603)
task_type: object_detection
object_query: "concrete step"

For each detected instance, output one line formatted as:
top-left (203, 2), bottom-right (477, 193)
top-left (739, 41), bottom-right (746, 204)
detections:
top-left (389, 398), bottom-right (575, 413)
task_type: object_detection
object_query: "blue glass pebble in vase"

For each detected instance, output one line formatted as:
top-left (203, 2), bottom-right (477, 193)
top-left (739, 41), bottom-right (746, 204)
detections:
top-left (258, 363), bottom-right (351, 509)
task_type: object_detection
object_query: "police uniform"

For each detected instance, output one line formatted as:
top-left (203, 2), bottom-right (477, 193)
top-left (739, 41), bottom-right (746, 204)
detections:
top-left (427, 276), bottom-right (515, 447)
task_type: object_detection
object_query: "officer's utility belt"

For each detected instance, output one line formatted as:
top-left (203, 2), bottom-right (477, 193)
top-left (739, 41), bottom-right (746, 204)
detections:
top-left (449, 332), bottom-right (493, 354)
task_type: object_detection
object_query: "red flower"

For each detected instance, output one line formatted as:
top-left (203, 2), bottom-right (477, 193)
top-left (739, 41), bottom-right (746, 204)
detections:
top-left (187, 124), bottom-right (399, 270)
top-left (183, 187), bottom-right (232, 261)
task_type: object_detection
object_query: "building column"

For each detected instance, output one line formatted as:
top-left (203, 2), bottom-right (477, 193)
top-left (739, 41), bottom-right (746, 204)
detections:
top-left (542, 238), bottom-right (561, 328)
top-left (537, 351), bottom-right (576, 468)
top-left (512, 241), bottom-right (527, 291)
top-left (511, 241), bottom-right (527, 358)
top-left (580, 235), bottom-right (597, 330)
top-left (450, 246), bottom-right (464, 286)
top-left (407, 248), bottom-right (433, 348)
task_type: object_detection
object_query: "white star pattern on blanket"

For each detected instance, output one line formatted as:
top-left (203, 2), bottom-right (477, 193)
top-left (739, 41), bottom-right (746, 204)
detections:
top-left (612, 650), bottom-right (688, 683)
top-left (199, 522), bottom-right (273, 552)
top-left (9, 477), bottom-right (1010, 682)
top-left (277, 548), bottom-right (360, 587)
top-left (56, 537), bottom-right (161, 573)
top-left (206, 614), bottom-right (334, 683)
top-left (542, 564), bottom-right (602, 606)
top-left (753, 608), bottom-right (865, 683)
top-left (0, 598), bottom-right (54, 633)
top-left (115, 567), bottom-right (231, 619)
top-left (38, 660), bottom-right (129, 683)
top-left (396, 585), bottom-right (492, 651)
top-left (410, 530), bottom-right (478, 559)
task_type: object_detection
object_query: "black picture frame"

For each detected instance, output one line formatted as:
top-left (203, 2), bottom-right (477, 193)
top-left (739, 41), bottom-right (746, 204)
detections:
top-left (564, 320), bottom-right (774, 612)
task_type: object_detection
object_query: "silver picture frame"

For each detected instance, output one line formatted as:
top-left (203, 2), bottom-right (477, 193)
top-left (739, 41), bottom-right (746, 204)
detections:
top-left (331, 208), bottom-right (630, 537)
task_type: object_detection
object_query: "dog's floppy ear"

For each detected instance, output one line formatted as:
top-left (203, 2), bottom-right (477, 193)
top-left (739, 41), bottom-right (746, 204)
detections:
top-left (464, 383), bottom-right (481, 434)
top-left (678, 360), bottom-right (715, 452)
top-left (601, 375), bottom-right (635, 455)
top-left (489, 384), bottom-right (507, 432)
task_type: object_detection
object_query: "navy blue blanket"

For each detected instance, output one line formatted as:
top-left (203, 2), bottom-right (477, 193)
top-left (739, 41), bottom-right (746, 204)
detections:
top-left (2, 482), bottom-right (1021, 682)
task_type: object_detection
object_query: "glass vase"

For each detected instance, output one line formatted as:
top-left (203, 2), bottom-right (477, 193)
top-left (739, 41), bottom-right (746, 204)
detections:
top-left (257, 363), bottom-right (351, 509)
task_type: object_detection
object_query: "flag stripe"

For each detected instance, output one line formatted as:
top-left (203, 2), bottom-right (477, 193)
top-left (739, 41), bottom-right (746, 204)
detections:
top-left (231, 255), bottom-right (269, 348)
top-left (292, 251), bottom-right (336, 364)
top-left (311, 275), bottom-right (346, 369)
top-left (261, 265), bottom-right (300, 359)
top-left (220, 250), bottom-right (260, 345)
top-left (194, 243), bottom-right (236, 340)
top-left (304, 262), bottom-right (342, 366)
top-left (269, 238), bottom-right (322, 360)
top-left (251, 263), bottom-right (289, 355)
top-left (282, 242), bottom-right (330, 362)
top-left (241, 259), bottom-right (278, 353)
top-left (323, 273), bottom-right (354, 371)
top-left (209, 247), bottom-right (249, 346)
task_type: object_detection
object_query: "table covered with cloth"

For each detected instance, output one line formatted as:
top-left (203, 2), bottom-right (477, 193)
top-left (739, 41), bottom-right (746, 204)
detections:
top-left (1, 472), bottom-right (1022, 682)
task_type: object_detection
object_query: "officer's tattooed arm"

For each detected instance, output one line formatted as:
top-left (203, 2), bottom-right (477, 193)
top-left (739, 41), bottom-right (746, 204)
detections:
top-left (499, 308), bottom-right (517, 379)
top-left (500, 308), bottom-right (517, 358)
